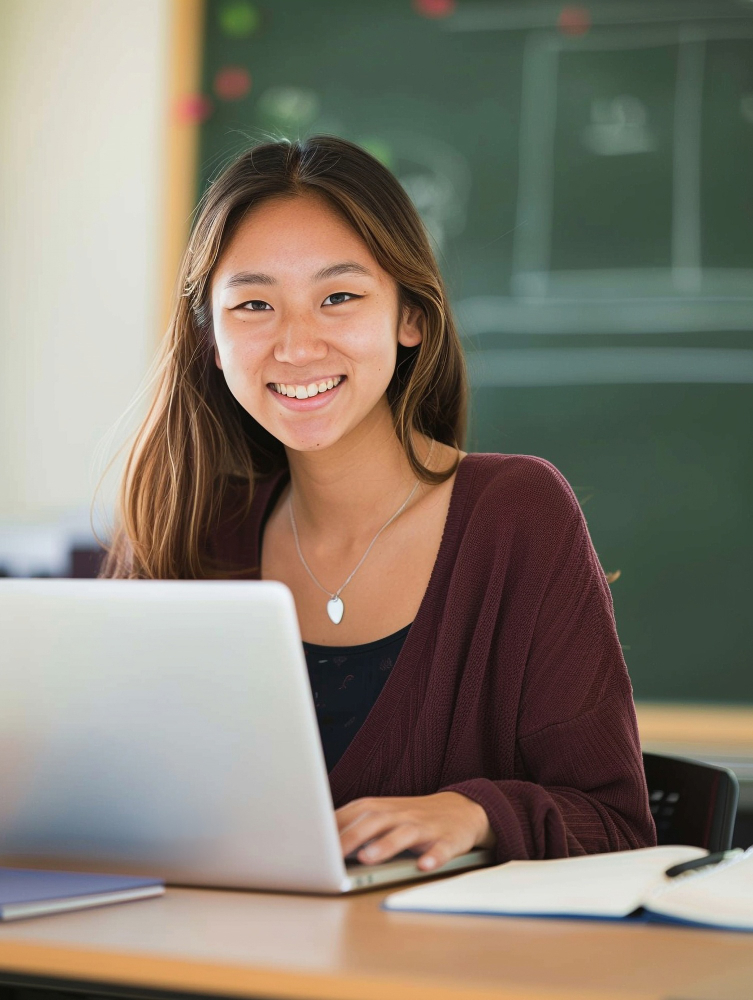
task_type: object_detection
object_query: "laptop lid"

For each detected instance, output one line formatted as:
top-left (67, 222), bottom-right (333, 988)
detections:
top-left (0, 579), bottom-right (352, 893)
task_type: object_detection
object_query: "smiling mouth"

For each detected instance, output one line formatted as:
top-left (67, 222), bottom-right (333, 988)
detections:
top-left (269, 376), bottom-right (345, 399)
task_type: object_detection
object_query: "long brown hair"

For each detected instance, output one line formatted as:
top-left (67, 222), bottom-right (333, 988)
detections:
top-left (102, 135), bottom-right (469, 579)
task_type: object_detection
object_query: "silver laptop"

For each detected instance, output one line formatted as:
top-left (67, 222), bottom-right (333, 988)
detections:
top-left (0, 579), bottom-right (491, 893)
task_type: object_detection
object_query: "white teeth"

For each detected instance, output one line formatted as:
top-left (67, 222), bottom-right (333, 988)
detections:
top-left (272, 377), bottom-right (343, 397)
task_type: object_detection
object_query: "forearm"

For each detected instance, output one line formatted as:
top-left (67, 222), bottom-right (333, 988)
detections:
top-left (441, 683), bottom-right (656, 863)
top-left (442, 777), bottom-right (655, 863)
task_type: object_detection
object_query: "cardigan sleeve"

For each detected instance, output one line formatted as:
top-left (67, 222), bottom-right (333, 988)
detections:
top-left (441, 459), bottom-right (656, 862)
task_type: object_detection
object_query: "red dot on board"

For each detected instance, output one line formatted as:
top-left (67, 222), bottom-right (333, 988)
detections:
top-left (413, 0), bottom-right (456, 19)
top-left (214, 66), bottom-right (252, 101)
top-left (558, 5), bottom-right (591, 36)
top-left (173, 94), bottom-right (213, 124)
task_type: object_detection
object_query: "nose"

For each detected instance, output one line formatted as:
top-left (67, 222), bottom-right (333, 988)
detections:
top-left (273, 316), bottom-right (329, 369)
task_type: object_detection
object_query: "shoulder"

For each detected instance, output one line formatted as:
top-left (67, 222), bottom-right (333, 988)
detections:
top-left (454, 453), bottom-right (599, 588)
top-left (461, 453), bottom-right (584, 533)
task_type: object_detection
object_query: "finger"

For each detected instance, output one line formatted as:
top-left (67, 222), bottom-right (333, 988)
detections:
top-left (417, 838), bottom-right (459, 872)
top-left (334, 798), bottom-right (381, 832)
top-left (356, 823), bottom-right (423, 865)
top-left (340, 809), bottom-right (408, 859)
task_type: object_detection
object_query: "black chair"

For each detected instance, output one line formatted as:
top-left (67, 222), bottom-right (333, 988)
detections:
top-left (643, 751), bottom-right (739, 852)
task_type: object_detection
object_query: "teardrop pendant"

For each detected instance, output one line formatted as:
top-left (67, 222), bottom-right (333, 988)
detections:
top-left (326, 596), bottom-right (344, 625)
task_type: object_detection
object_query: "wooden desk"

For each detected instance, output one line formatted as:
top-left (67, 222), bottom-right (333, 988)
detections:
top-left (1, 885), bottom-right (753, 1000)
top-left (1, 705), bottom-right (751, 999)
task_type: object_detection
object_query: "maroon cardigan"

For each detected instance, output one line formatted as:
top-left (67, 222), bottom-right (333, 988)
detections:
top-left (209, 452), bottom-right (656, 862)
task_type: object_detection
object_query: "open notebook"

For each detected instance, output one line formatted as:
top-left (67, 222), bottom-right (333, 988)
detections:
top-left (385, 845), bottom-right (753, 932)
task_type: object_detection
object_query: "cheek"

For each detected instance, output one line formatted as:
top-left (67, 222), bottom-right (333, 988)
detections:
top-left (214, 321), bottom-right (262, 373)
top-left (338, 312), bottom-right (398, 370)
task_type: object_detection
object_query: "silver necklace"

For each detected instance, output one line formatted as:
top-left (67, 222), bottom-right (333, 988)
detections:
top-left (288, 441), bottom-right (434, 625)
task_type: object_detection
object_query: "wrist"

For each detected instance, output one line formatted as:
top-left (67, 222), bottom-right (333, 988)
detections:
top-left (469, 799), bottom-right (496, 849)
top-left (443, 791), bottom-right (496, 850)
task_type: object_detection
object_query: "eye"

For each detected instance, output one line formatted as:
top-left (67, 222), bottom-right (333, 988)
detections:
top-left (323, 292), bottom-right (361, 306)
top-left (238, 299), bottom-right (272, 311)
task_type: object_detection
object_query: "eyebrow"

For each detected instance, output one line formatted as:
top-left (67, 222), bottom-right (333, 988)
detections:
top-left (223, 261), bottom-right (374, 289)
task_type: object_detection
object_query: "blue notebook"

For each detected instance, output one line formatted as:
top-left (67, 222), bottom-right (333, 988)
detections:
top-left (385, 845), bottom-right (753, 933)
top-left (0, 867), bottom-right (165, 921)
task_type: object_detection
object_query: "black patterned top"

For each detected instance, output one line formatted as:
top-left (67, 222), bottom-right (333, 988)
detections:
top-left (303, 623), bottom-right (413, 773)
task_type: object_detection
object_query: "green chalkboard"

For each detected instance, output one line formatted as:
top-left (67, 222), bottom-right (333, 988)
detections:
top-left (198, 0), bottom-right (753, 703)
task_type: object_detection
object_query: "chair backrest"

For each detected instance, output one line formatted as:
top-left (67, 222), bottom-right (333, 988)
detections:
top-left (642, 751), bottom-right (739, 852)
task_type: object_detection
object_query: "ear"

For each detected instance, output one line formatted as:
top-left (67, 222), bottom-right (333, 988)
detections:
top-left (213, 341), bottom-right (223, 370)
top-left (397, 304), bottom-right (423, 349)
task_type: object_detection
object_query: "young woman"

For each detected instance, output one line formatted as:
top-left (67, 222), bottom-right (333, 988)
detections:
top-left (104, 135), bottom-right (655, 872)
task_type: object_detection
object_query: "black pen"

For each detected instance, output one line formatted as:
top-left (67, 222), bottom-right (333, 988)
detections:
top-left (664, 849), bottom-right (743, 879)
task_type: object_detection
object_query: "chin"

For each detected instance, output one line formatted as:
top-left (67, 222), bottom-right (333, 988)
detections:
top-left (253, 410), bottom-right (339, 450)
top-left (276, 428), bottom-right (347, 454)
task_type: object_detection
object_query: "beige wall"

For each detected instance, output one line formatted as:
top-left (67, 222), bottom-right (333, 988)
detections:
top-left (0, 0), bottom-right (170, 567)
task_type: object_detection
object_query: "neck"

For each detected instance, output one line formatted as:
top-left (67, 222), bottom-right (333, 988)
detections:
top-left (284, 403), bottom-right (432, 549)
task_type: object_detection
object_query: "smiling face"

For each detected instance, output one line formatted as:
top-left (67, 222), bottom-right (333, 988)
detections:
top-left (210, 193), bottom-right (423, 455)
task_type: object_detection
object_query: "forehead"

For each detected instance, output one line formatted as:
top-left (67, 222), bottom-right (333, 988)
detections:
top-left (215, 193), bottom-right (381, 278)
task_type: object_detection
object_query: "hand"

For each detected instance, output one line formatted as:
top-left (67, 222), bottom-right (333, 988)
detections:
top-left (335, 791), bottom-right (496, 872)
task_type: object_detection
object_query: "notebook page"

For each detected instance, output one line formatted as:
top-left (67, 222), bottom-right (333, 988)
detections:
top-left (644, 847), bottom-right (753, 930)
top-left (385, 845), bottom-right (707, 918)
